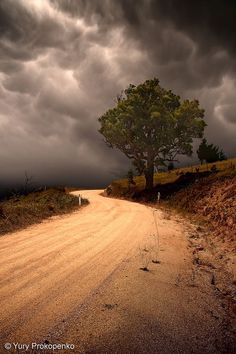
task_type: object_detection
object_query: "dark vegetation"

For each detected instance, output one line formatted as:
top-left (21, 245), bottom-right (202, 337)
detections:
top-left (197, 138), bottom-right (226, 164)
top-left (0, 187), bottom-right (88, 236)
top-left (132, 170), bottom-right (213, 202)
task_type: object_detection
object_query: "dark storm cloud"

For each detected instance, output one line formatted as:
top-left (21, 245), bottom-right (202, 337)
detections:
top-left (0, 0), bottom-right (235, 188)
top-left (155, 0), bottom-right (236, 55)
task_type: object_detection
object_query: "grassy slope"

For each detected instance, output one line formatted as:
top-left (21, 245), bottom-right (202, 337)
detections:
top-left (109, 158), bottom-right (236, 196)
top-left (0, 188), bottom-right (88, 236)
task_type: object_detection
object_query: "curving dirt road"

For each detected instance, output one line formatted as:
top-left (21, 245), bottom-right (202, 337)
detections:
top-left (0, 191), bottom-right (154, 345)
top-left (0, 190), bottom-right (234, 353)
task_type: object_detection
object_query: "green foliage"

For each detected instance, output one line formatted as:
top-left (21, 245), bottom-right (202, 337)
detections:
top-left (99, 78), bottom-right (206, 189)
top-left (197, 138), bottom-right (226, 164)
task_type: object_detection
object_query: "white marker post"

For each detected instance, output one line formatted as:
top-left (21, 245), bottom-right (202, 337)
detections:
top-left (79, 194), bottom-right (82, 206)
top-left (157, 192), bottom-right (161, 203)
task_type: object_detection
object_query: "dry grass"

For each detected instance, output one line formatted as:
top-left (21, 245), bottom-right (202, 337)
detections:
top-left (110, 157), bottom-right (236, 196)
top-left (0, 188), bottom-right (88, 236)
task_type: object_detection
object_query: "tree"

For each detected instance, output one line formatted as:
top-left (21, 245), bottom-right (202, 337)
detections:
top-left (99, 78), bottom-right (206, 189)
top-left (168, 162), bottom-right (174, 172)
top-left (23, 171), bottom-right (34, 195)
top-left (197, 138), bottom-right (226, 164)
top-left (197, 138), bottom-right (208, 164)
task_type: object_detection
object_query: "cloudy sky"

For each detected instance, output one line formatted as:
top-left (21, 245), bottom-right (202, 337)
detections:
top-left (0, 0), bottom-right (236, 188)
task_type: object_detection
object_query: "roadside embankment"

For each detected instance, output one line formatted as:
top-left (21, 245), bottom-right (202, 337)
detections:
top-left (105, 168), bottom-right (236, 323)
top-left (0, 188), bottom-right (88, 236)
top-left (105, 168), bottom-right (236, 255)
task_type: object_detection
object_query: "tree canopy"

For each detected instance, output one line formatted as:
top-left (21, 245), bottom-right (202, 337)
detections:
top-left (99, 78), bottom-right (206, 189)
top-left (197, 138), bottom-right (226, 164)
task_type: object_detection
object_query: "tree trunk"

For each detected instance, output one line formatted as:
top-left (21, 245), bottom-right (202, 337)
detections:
top-left (144, 161), bottom-right (154, 190)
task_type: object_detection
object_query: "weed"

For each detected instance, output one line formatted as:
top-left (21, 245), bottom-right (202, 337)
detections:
top-left (140, 267), bottom-right (149, 272)
top-left (152, 260), bottom-right (161, 264)
top-left (139, 246), bottom-right (151, 271)
top-left (103, 303), bottom-right (118, 310)
top-left (139, 209), bottom-right (161, 270)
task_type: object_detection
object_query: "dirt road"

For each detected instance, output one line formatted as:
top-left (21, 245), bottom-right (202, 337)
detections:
top-left (0, 190), bottom-right (234, 353)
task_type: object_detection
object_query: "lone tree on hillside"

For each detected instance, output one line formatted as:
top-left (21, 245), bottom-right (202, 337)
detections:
top-left (99, 78), bottom-right (206, 189)
top-left (197, 138), bottom-right (226, 164)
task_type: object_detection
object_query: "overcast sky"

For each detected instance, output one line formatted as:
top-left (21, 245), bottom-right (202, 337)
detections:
top-left (0, 0), bottom-right (236, 188)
